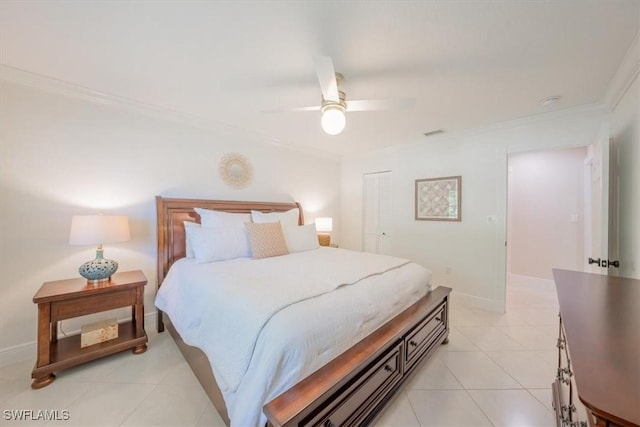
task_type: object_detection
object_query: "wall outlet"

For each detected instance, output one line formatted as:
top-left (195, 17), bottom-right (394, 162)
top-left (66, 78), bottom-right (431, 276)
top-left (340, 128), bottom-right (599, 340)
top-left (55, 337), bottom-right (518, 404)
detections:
top-left (445, 266), bottom-right (451, 274)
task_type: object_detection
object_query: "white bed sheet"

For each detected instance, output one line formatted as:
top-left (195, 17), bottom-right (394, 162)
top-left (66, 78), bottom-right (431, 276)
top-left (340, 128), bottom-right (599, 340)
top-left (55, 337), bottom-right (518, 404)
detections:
top-left (155, 247), bottom-right (432, 427)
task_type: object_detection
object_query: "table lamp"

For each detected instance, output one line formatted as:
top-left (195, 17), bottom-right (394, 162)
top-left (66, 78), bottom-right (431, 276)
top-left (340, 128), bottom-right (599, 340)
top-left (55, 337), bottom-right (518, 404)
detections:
top-left (69, 215), bottom-right (130, 283)
top-left (315, 217), bottom-right (333, 247)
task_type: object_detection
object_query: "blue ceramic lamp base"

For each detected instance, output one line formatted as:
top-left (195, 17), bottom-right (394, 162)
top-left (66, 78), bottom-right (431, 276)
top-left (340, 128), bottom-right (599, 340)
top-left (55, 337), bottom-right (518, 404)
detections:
top-left (79, 248), bottom-right (118, 283)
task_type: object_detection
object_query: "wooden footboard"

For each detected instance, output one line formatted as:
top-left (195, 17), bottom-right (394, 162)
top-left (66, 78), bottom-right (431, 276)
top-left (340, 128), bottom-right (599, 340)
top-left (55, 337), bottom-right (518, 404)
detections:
top-left (263, 286), bottom-right (451, 427)
top-left (163, 315), bottom-right (230, 425)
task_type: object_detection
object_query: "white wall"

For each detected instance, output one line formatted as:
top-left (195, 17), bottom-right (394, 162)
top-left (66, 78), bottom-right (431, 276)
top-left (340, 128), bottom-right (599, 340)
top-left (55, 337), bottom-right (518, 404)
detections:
top-left (340, 28), bottom-right (639, 308)
top-left (610, 75), bottom-right (639, 278)
top-left (508, 147), bottom-right (587, 280)
top-left (0, 79), bottom-right (341, 365)
top-left (341, 107), bottom-right (608, 311)
top-left (605, 29), bottom-right (639, 279)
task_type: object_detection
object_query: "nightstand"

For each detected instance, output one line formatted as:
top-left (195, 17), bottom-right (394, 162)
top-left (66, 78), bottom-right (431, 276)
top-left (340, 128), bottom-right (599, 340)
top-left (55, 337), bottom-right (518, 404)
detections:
top-left (31, 270), bottom-right (148, 389)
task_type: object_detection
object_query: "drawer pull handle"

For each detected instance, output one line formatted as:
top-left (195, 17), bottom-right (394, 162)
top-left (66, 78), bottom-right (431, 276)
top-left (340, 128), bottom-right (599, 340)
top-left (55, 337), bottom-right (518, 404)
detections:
top-left (324, 420), bottom-right (335, 427)
top-left (384, 364), bottom-right (393, 372)
top-left (409, 340), bottom-right (418, 347)
top-left (557, 367), bottom-right (573, 385)
top-left (435, 317), bottom-right (441, 322)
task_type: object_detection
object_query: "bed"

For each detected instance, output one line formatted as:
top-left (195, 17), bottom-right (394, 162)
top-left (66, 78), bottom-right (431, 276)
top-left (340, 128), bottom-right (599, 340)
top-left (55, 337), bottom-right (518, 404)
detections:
top-left (155, 196), bottom-right (451, 427)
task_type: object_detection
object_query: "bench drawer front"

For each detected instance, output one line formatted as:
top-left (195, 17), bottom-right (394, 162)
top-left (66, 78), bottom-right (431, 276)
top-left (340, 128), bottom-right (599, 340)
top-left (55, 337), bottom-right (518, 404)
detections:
top-left (405, 302), bottom-right (446, 370)
top-left (306, 342), bottom-right (403, 427)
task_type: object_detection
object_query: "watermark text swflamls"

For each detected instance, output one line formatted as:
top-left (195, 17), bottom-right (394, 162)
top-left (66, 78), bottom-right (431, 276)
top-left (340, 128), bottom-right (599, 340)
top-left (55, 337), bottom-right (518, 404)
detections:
top-left (3, 409), bottom-right (70, 421)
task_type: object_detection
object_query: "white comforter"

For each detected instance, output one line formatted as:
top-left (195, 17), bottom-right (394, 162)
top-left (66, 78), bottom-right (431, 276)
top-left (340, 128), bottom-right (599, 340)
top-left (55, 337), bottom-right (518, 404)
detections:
top-left (155, 247), bottom-right (431, 427)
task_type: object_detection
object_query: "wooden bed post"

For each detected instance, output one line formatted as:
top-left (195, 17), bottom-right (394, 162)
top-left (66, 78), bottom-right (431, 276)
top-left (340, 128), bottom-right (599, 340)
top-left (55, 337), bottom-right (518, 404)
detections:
top-left (156, 196), bottom-right (166, 332)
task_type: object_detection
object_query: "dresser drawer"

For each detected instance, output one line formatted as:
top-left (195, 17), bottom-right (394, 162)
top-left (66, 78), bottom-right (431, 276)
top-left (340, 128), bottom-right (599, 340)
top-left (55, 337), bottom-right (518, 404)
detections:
top-left (405, 303), bottom-right (446, 371)
top-left (304, 342), bottom-right (403, 427)
top-left (552, 318), bottom-right (590, 427)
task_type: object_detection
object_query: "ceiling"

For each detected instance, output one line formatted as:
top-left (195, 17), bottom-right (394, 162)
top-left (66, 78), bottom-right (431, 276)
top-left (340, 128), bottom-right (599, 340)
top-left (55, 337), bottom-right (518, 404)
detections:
top-left (1, 1), bottom-right (638, 157)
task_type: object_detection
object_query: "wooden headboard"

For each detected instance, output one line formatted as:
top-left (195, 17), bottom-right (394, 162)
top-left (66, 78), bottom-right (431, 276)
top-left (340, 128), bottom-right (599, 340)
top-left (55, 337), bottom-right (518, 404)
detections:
top-left (156, 196), bottom-right (303, 286)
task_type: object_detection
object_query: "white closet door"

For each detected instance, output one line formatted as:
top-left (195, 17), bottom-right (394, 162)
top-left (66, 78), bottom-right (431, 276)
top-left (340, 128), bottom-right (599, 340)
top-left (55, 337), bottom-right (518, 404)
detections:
top-left (363, 173), bottom-right (380, 253)
top-left (363, 171), bottom-right (392, 254)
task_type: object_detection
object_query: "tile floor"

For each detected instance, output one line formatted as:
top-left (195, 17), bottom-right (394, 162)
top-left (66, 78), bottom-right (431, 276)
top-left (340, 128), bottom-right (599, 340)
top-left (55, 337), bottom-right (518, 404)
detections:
top-left (0, 278), bottom-right (560, 426)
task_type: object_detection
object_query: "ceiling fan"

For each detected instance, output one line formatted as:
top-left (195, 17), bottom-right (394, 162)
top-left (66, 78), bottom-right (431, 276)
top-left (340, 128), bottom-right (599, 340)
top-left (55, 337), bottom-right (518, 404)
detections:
top-left (285, 56), bottom-right (415, 135)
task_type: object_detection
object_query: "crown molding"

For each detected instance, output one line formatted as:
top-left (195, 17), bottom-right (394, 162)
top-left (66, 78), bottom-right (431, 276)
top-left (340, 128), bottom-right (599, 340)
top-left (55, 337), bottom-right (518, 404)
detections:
top-left (452, 102), bottom-right (609, 139)
top-left (605, 30), bottom-right (640, 110)
top-left (0, 64), bottom-right (215, 126)
top-left (347, 102), bottom-right (609, 160)
top-left (0, 64), bottom-right (340, 162)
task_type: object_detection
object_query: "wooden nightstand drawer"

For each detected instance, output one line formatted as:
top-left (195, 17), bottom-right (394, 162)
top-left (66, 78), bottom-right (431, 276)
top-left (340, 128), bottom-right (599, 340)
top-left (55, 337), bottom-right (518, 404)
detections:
top-left (52, 289), bottom-right (136, 320)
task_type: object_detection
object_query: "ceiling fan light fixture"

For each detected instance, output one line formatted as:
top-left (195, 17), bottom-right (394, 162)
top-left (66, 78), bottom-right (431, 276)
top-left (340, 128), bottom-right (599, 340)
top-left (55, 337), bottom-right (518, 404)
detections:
top-left (321, 105), bottom-right (346, 135)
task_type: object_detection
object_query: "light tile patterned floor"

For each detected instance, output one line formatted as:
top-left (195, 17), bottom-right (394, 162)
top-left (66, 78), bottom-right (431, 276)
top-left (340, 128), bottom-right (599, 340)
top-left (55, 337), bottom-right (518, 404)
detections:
top-left (374, 277), bottom-right (559, 427)
top-left (0, 278), bottom-right (559, 426)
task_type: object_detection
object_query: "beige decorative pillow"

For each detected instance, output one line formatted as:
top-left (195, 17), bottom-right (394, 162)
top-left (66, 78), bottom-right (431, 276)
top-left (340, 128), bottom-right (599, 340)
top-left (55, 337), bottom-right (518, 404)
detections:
top-left (245, 222), bottom-right (289, 259)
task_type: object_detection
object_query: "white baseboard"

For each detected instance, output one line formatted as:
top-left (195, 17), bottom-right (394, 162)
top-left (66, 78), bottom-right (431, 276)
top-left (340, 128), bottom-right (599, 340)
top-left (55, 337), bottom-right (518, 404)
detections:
top-left (0, 340), bottom-right (36, 368)
top-left (0, 311), bottom-right (158, 368)
top-left (449, 289), bottom-right (505, 313)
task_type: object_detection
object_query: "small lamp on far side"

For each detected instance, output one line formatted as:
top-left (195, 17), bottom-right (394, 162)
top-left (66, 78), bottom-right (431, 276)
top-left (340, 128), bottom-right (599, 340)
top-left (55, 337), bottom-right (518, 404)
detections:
top-left (315, 217), bottom-right (333, 247)
top-left (69, 215), bottom-right (130, 283)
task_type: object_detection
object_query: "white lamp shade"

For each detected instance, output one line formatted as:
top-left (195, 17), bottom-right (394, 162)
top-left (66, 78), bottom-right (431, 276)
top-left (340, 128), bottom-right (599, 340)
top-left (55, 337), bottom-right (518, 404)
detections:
top-left (315, 217), bottom-right (333, 233)
top-left (321, 108), bottom-right (346, 135)
top-left (69, 215), bottom-right (130, 245)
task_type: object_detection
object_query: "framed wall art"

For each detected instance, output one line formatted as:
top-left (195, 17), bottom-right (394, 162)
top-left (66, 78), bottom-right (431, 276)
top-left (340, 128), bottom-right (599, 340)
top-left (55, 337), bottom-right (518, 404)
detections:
top-left (415, 175), bottom-right (461, 221)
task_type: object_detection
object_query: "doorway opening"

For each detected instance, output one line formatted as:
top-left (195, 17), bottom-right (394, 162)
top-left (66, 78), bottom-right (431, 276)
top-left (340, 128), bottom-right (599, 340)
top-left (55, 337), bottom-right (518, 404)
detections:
top-left (506, 147), bottom-right (588, 304)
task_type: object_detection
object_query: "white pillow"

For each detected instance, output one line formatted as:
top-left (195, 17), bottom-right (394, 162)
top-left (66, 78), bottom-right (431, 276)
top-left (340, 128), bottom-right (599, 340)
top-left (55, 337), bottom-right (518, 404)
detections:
top-left (251, 208), bottom-right (299, 228)
top-left (195, 208), bottom-right (251, 228)
top-left (189, 226), bottom-right (251, 263)
top-left (183, 221), bottom-right (200, 258)
top-left (282, 224), bottom-right (320, 253)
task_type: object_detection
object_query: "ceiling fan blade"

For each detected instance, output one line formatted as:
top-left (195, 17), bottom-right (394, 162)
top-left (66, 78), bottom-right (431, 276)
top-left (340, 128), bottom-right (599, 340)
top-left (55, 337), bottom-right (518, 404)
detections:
top-left (346, 98), bottom-right (416, 112)
top-left (262, 105), bottom-right (320, 114)
top-left (313, 55), bottom-right (340, 102)
top-left (290, 105), bottom-right (321, 112)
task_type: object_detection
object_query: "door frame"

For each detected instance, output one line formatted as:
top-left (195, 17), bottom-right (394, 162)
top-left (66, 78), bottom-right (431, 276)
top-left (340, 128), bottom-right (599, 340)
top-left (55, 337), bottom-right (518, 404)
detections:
top-left (584, 156), bottom-right (594, 272)
top-left (502, 122), bottom-right (615, 311)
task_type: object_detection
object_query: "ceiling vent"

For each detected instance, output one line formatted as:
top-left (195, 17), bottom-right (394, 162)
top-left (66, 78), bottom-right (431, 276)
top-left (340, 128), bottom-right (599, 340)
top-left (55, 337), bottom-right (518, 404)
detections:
top-left (423, 129), bottom-right (444, 137)
top-left (540, 96), bottom-right (560, 106)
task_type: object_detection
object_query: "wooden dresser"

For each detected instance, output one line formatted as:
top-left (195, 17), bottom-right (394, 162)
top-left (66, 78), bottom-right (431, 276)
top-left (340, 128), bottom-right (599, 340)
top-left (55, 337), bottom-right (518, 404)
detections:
top-left (552, 269), bottom-right (639, 427)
